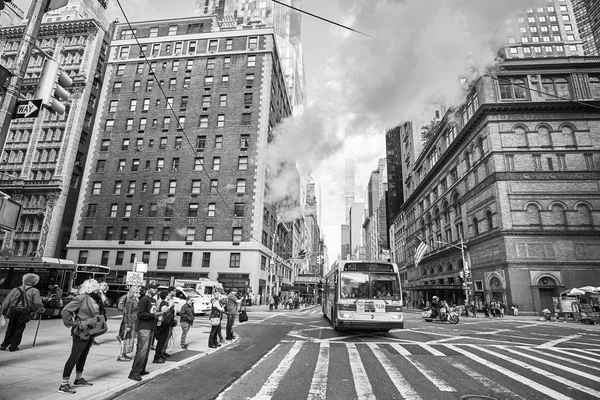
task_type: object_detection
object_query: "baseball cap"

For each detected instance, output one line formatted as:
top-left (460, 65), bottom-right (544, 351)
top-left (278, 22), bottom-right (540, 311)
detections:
top-left (147, 281), bottom-right (158, 289)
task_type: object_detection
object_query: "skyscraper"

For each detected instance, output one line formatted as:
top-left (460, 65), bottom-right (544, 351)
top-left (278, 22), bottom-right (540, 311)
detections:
top-left (194, 0), bottom-right (306, 109)
top-left (573, 0), bottom-right (600, 56)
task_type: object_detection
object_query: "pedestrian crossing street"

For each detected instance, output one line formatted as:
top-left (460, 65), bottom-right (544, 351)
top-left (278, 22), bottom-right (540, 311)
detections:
top-left (217, 340), bottom-right (600, 400)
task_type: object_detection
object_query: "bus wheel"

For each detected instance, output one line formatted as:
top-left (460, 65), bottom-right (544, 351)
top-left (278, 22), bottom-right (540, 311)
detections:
top-left (332, 309), bottom-right (340, 331)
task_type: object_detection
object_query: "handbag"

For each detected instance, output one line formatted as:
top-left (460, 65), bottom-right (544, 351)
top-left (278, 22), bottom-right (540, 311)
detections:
top-left (239, 308), bottom-right (248, 323)
top-left (77, 315), bottom-right (108, 340)
top-left (209, 317), bottom-right (220, 326)
top-left (123, 336), bottom-right (135, 354)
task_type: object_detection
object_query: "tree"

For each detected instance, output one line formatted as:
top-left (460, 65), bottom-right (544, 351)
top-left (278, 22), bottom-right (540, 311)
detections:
top-left (421, 118), bottom-right (440, 143)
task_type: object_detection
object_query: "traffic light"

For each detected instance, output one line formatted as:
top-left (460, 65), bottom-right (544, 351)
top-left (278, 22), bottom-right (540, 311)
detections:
top-left (35, 59), bottom-right (72, 115)
top-left (0, 0), bottom-right (12, 11)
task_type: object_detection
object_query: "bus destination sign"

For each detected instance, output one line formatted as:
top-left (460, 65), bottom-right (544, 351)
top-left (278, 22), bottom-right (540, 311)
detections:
top-left (343, 263), bottom-right (394, 272)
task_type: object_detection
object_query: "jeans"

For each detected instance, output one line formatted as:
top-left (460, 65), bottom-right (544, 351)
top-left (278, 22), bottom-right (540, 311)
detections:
top-left (154, 328), bottom-right (169, 360)
top-left (217, 318), bottom-right (223, 341)
top-left (1, 310), bottom-right (30, 350)
top-left (180, 321), bottom-right (190, 345)
top-left (226, 314), bottom-right (235, 339)
top-left (208, 323), bottom-right (220, 347)
top-left (62, 336), bottom-right (94, 379)
top-left (130, 329), bottom-right (154, 377)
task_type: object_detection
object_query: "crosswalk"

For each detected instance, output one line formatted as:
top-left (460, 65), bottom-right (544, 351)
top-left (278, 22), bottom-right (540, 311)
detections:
top-left (216, 340), bottom-right (600, 400)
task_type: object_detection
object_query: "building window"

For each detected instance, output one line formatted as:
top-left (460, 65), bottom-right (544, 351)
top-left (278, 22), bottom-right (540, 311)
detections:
top-left (207, 203), bottom-right (216, 217)
top-left (245, 74), bottom-right (254, 87)
top-left (240, 135), bottom-right (250, 148)
top-left (532, 154), bottom-right (543, 170)
top-left (188, 203), bottom-right (199, 218)
top-left (557, 154), bottom-right (567, 170)
top-left (182, 252), bottom-right (192, 267)
top-left (236, 179), bottom-right (246, 194)
top-left (205, 227), bottom-right (213, 241)
top-left (120, 227), bottom-right (128, 240)
top-left (82, 227), bottom-right (93, 240)
top-left (219, 94), bottom-right (227, 107)
top-left (149, 203), bottom-right (158, 217)
top-left (472, 217), bottom-right (479, 236)
top-left (241, 113), bottom-right (251, 126)
top-left (165, 203), bottom-right (173, 218)
top-left (247, 55), bottom-right (256, 67)
top-left (113, 181), bottom-right (122, 194)
top-left (485, 210), bottom-right (493, 231)
top-left (202, 252), bottom-right (211, 268)
top-left (542, 77), bottom-right (571, 99)
top-left (217, 114), bottom-right (225, 127)
top-left (157, 252), bottom-right (168, 269)
top-left (210, 180), bottom-right (218, 194)
top-left (168, 180), bottom-right (177, 194)
top-left (589, 76), bottom-right (600, 98)
top-left (238, 157), bottom-right (248, 170)
top-left (191, 180), bottom-right (201, 194)
top-left (204, 76), bottom-right (213, 86)
top-left (92, 182), bottom-right (102, 195)
top-left (186, 227), bottom-right (196, 242)
top-left (584, 154), bottom-right (595, 170)
top-left (212, 157), bottom-right (220, 171)
top-left (498, 77), bottom-right (528, 100)
top-left (194, 157), bottom-right (204, 171)
top-left (105, 227), bottom-right (114, 240)
top-left (225, 39), bottom-right (233, 50)
top-left (504, 154), bottom-right (515, 171)
top-left (161, 227), bottom-right (170, 241)
top-left (234, 203), bottom-right (244, 218)
top-left (109, 204), bottom-right (117, 218)
top-left (215, 135), bottom-right (223, 149)
top-left (229, 252), bottom-right (241, 268)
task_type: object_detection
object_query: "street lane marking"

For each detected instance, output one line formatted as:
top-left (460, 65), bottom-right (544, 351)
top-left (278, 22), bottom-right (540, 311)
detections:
top-left (346, 343), bottom-right (376, 400)
top-left (419, 343), bottom-right (446, 356)
top-left (516, 346), bottom-right (600, 372)
top-left (216, 343), bottom-right (282, 400)
top-left (497, 345), bottom-right (600, 381)
top-left (452, 361), bottom-right (525, 400)
top-left (447, 345), bottom-right (573, 400)
top-left (390, 344), bottom-right (455, 392)
top-left (537, 334), bottom-right (580, 349)
top-left (307, 341), bottom-right (329, 400)
top-left (367, 343), bottom-right (422, 400)
top-left (467, 344), bottom-right (600, 398)
top-left (250, 341), bottom-right (304, 400)
top-left (548, 348), bottom-right (600, 364)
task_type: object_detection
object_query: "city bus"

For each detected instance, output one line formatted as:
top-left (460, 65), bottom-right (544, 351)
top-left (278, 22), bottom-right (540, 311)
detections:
top-left (0, 256), bottom-right (110, 304)
top-left (323, 260), bottom-right (404, 331)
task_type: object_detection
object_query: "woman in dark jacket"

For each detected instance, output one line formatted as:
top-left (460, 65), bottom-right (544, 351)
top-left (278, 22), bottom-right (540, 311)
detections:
top-left (59, 279), bottom-right (106, 394)
top-left (117, 285), bottom-right (140, 361)
top-left (179, 298), bottom-right (194, 348)
top-left (208, 292), bottom-right (224, 348)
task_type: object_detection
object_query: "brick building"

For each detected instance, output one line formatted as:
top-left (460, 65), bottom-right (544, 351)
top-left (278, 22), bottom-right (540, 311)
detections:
top-left (0, 4), bottom-right (112, 258)
top-left (66, 16), bottom-right (296, 299)
top-left (393, 56), bottom-right (600, 315)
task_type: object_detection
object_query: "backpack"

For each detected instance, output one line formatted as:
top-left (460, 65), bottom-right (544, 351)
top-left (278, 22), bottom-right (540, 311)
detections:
top-left (117, 295), bottom-right (127, 312)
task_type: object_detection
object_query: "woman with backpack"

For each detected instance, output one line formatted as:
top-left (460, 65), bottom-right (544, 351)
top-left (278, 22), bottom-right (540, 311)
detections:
top-left (116, 285), bottom-right (140, 362)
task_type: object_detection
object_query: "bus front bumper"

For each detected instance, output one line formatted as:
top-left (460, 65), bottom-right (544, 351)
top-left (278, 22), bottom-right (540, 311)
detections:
top-left (336, 312), bottom-right (404, 330)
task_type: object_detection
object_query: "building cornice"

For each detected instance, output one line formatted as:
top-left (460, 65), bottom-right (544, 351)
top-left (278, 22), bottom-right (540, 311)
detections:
top-left (0, 19), bottom-right (100, 39)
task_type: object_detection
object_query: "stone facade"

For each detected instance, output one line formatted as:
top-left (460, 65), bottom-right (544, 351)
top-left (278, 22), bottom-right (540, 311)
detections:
top-left (393, 56), bottom-right (600, 315)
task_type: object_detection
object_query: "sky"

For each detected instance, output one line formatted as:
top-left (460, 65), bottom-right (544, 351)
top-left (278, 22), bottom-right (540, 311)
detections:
top-left (12, 0), bottom-right (533, 265)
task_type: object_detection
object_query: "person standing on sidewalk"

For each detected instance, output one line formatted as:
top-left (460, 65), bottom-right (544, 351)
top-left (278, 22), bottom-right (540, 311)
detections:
top-left (117, 285), bottom-right (140, 362)
top-left (128, 282), bottom-right (161, 382)
top-left (179, 297), bottom-right (194, 349)
top-left (1, 273), bottom-right (44, 352)
top-left (225, 288), bottom-right (242, 341)
top-left (58, 279), bottom-right (105, 394)
top-left (208, 292), bottom-right (224, 348)
top-left (153, 290), bottom-right (171, 364)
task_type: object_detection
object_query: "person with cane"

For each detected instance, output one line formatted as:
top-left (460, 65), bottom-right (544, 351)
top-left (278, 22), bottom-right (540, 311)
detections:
top-left (0, 273), bottom-right (45, 352)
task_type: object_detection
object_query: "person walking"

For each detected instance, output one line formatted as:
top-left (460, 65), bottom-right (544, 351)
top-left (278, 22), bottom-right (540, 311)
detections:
top-left (1, 273), bottom-right (44, 352)
top-left (225, 288), bottom-right (242, 341)
top-left (483, 302), bottom-right (490, 318)
top-left (208, 292), bottom-right (224, 348)
top-left (117, 285), bottom-right (140, 362)
top-left (512, 304), bottom-right (519, 316)
top-left (179, 298), bottom-right (194, 349)
top-left (128, 282), bottom-right (161, 382)
top-left (58, 279), bottom-right (106, 394)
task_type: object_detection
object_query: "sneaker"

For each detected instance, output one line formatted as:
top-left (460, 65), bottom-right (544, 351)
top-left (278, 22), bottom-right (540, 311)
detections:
top-left (181, 344), bottom-right (188, 349)
top-left (58, 384), bottom-right (76, 394)
top-left (162, 352), bottom-right (171, 358)
top-left (0, 346), bottom-right (7, 351)
top-left (140, 371), bottom-right (150, 376)
top-left (8, 347), bottom-right (20, 352)
top-left (128, 375), bottom-right (142, 382)
top-left (117, 356), bottom-right (132, 362)
top-left (152, 358), bottom-right (165, 364)
top-left (73, 378), bottom-right (93, 387)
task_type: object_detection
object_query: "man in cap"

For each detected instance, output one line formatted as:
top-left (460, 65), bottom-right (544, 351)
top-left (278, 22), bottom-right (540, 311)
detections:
top-left (129, 281), bottom-right (161, 381)
top-left (225, 288), bottom-right (242, 341)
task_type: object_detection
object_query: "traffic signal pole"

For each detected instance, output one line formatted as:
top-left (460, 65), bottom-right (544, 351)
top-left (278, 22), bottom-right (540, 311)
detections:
top-left (0, 0), bottom-right (49, 147)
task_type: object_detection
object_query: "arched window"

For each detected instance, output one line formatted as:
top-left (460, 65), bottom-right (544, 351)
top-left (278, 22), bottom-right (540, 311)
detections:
top-left (542, 77), bottom-right (555, 99)
top-left (477, 137), bottom-right (485, 159)
top-left (433, 207), bottom-right (440, 231)
top-left (437, 265), bottom-right (443, 274)
top-left (562, 125), bottom-right (576, 147)
top-left (447, 263), bottom-right (453, 271)
top-left (499, 78), bottom-right (528, 100)
top-left (576, 203), bottom-right (593, 226)
top-left (542, 77), bottom-right (571, 99)
top-left (538, 125), bottom-right (552, 147)
top-left (555, 78), bottom-right (570, 98)
top-left (526, 203), bottom-right (541, 225)
top-left (451, 192), bottom-right (461, 216)
top-left (551, 204), bottom-right (566, 225)
top-left (485, 210), bottom-right (494, 231)
top-left (514, 125), bottom-right (528, 147)
top-left (442, 200), bottom-right (450, 223)
top-left (472, 217), bottom-right (479, 236)
top-left (464, 150), bottom-right (472, 169)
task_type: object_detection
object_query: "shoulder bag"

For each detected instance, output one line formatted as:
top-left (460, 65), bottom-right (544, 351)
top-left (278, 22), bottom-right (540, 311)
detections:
top-left (75, 295), bottom-right (108, 340)
top-left (209, 300), bottom-right (221, 326)
top-left (239, 307), bottom-right (248, 323)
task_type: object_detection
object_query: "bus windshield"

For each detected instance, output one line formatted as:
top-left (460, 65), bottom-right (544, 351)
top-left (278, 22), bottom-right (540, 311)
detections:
top-left (340, 272), bottom-right (400, 301)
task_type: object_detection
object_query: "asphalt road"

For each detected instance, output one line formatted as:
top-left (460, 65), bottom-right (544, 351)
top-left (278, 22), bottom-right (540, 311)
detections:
top-left (116, 307), bottom-right (600, 400)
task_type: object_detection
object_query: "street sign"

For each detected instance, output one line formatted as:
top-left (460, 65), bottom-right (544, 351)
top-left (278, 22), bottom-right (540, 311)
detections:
top-left (126, 271), bottom-right (144, 286)
top-left (0, 65), bottom-right (11, 89)
top-left (14, 99), bottom-right (42, 119)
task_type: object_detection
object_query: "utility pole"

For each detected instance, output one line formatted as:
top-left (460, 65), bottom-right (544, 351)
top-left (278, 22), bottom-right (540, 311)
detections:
top-left (0, 0), bottom-right (50, 145)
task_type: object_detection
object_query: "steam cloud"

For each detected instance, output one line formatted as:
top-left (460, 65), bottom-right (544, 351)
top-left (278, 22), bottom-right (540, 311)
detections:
top-left (267, 0), bottom-right (537, 238)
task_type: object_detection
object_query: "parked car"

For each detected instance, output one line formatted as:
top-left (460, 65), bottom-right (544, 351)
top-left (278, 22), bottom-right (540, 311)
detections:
top-left (104, 283), bottom-right (129, 307)
top-left (157, 285), bottom-right (211, 315)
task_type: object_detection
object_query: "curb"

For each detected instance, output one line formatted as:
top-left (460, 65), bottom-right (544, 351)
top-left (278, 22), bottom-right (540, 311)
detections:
top-left (90, 335), bottom-right (242, 400)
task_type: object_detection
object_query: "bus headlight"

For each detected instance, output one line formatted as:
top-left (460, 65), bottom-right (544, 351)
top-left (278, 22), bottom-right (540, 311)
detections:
top-left (340, 312), bottom-right (352, 319)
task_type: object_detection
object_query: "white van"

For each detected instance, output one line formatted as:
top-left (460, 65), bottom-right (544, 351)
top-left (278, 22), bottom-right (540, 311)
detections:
top-left (174, 278), bottom-right (225, 296)
top-left (157, 285), bottom-right (211, 315)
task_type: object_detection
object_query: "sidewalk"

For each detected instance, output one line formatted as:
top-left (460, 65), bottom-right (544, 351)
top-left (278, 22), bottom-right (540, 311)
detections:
top-left (0, 309), bottom-right (241, 400)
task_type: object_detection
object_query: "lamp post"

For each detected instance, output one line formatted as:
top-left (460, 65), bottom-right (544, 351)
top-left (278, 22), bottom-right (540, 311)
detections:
top-left (434, 233), bottom-right (472, 315)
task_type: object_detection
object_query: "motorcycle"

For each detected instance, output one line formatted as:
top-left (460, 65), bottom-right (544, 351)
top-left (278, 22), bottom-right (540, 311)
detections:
top-left (421, 302), bottom-right (459, 324)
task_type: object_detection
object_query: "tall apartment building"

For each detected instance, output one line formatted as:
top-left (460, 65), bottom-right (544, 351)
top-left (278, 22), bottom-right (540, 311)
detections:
top-left (349, 201), bottom-right (364, 259)
top-left (194, 0), bottom-right (306, 109)
top-left (0, 1), bottom-right (112, 258)
top-left (573, 0), bottom-right (600, 56)
top-left (66, 16), bottom-right (295, 298)
top-left (393, 56), bottom-right (600, 316)
top-left (363, 159), bottom-right (388, 261)
top-left (502, 0), bottom-right (585, 59)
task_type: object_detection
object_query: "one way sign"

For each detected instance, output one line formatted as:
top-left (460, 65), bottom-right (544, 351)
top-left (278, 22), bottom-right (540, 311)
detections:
top-left (14, 99), bottom-right (43, 119)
